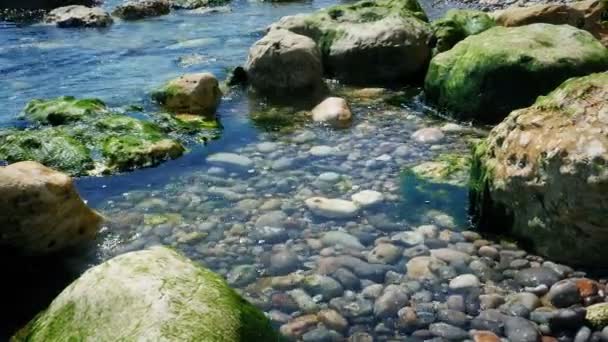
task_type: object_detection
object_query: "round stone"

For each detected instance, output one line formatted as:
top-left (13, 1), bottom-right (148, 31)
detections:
top-left (449, 274), bottom-right (481, 290)
top-left (351, 190), bottom-right (384, 208)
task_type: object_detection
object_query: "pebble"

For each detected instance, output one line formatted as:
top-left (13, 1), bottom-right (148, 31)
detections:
top-left (321, 231), bottom-right (364, 249)
top-left (288, 289), bottom-right (319, 313)
top-left (303, 274), bottom-right (344, 300)
top-left (256, 142), bottom-right (278, 153)
top-left (428, 322), bottom-right (469, 340)
top-left (504, 316), bottom-right (541, 342)
top-left (367, 243), bottom-right (402, 265)
top-left (412, 127), bottom-right (445, 144)
top-left (351, 190), bottom-right (384, 208)
top-left (546, 280), bottom-right (581, 308)
top-left (207, 152), bottom-right (253, 170)
top-left (449, 274), bottom-right (481, 290)
top-left (310, 145), bottom-right (338, 157)
top-left (318, 309), bottom-right (348, 332)
top-left (515, 267), bottom-right (562, 288)
top-left (269, 250), bottom-right (300, 275)
top-left (430, 248), bottom-right (472, 264)
top-left (318, 172), bottom-right (341, 183)
top-left (305, 197), bottom-right (360, 218)
top-left (374, 287), bottom-right (409, 318)
top-left (407, 256), bottom-right (446, 279)
top-left (391, 231), bottom-right (424, 247)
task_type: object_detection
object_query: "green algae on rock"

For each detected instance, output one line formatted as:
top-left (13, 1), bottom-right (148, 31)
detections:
top-left (22, 96), bottom-right (108, 125)
top-left (0, 127), bottom-right (94, 176)
top-left (431, 9), bottom-right (495, 55)
top-left (469, 72), bottom-right (608, 266)
top-left (424, 23), bottom-right (608, 124)
top-left (269, 0), bottom-right (431, 85)
top-left (152, 73), bottom-right (222, 116)
top-left (12, 246), bottom-right (279, 341)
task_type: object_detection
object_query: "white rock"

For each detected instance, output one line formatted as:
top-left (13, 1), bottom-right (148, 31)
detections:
top-left (449, 274), bottom-right (481, 290)
top-left (351, 190), bottom-right (384, 208)
top-left (207, 153), bottom-right (253, 170)
top-left (311, 97), bottom-right (352, 127)
top-left (256, 142), bottom-right (278, 153)
top-left (305, 197), bottom-right (359, 218)
top-left (310, 145), bottom-right (338, 157)
top-left (412, 127), bottom-right (445, 144)
top-left (318, 172), bottom-right (341, 183)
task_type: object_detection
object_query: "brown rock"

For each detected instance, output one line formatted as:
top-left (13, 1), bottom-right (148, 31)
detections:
top-left (279, 314), bottom-right (318, 339)
top-left (317, 309), bottom-right (348, 332)
top-left (311, 97), bottom-right (352, 128)
top-left (473, 330), bottom-right (501, 342)
top-left (153, 73), bottom-right (221, 116)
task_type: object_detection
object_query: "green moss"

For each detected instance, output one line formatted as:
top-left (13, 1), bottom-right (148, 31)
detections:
top-left (23, 96), bottom-right (107, 125)
top-left (431, 9), bottom-right (495, 55)
top-left (586, 303), bottom-right (608, 328)
top-left (0, 128), bottom-right (94, 176)
top-left (424, 24), bottom-right (608, 123)
top-left (250, 106), bottom-right (308, 132)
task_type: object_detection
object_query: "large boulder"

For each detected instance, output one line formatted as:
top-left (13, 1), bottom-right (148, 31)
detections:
top-left (492, 0), bottom-right (607, 46)
top-left (0, 0), bottom-right (95, 10)
top-left (470, 72), bottom-right (608, 266)
top-left (425, 23), bottom-right (608, 123)
top-left (22, 96), bottom-right (108, 125)
top-left (245, 29), bottom-right (325, 100)
top-left (112, 0), bottom-right (171, 20)
top-left (44, 5), bottom-right (113, 28)
top-left (12, 246), bottom-right (278, 341)
top-left (0, 161), bottom-right (102, 255)
top-left (431, 9), bottom-right (495, 55)
top-left (270, 0), bottom-right (431, 85)
top-left (152, 73), bottom-right (222, 116)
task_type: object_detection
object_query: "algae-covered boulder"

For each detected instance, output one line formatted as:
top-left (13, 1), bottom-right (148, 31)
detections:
top-left (270, 0), bottom-right (431, 85)
top-left (470, 72), bottom-right (608, 266)
top-left (22, 96), bottom-right (107, 125)
top-left (245, 29), bottom-right (325, 100)
top-left (152, 73), bottom-right (222, 116)
top-left (12, 246), bottom-right (279, 341)
top-left (431, 9), bottom-right (495, 55)
top-left (425, 24), bottom-right (608, 124)
top-left (0, 161), bottom-right (102, 255)
top-left (0, 127), bottom-right (94, 175)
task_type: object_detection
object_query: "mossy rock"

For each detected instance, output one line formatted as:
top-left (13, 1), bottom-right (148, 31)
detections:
top-left (431, 9), bottom-right (495, 55)
top-left (425, 23), bottom-right (608, 124)
top-left (22, 96), bottom-right (108, 125)
top-left (12, 246), bottom-right (279, 342)
top-left (400, 154), bottom-right (470, 224)
top-left (586, 303), bottom-right (608, 328)
top-left (250, 106), bottom-right (309, 132)
top-left (469, 72), bottom-right (608, 266)
top-left (0, 128), bottom-right (93, 176)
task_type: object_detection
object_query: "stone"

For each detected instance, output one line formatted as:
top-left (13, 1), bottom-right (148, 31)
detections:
top-left (412, 127), bottom-right (445, 144)
top-left (470, 73), bottom-right (608, 266)
top-left (437, 309), bottom-right (468, 327)
top-left (255, 211), bottom-right (287, 228)
top-left (374, 288), bottom-right (409, 318)
top-left (318, 172), bottom-right (341, 183)
top-left (288, 289), bottom-right (318, 313)
top-left (245, 29), bottom-right (324, 99)
top-left (207, 153), bottom-right (253, 171)
top-left (0, 161), bottom-right (102, 255)
top-left (546, 280), bottom-right (582, 308)
top-left (472, 330), bottom-right (501, 342)
top-left (432, 9), bottom-right (496, 55)
top-left (303, 274), bottom-right (343, 300)
top-left (112, 0), bottom-right (170, 20)
top-left (318, 255), bottom-right (393, 283)
top-left (430, 248), bottom-right (472, 264)
top-left (504, 316), bottom-right (540, 342)
top-left (280, 314), bottom-right (318, 339)
top-left (425, 24), bottom-right (608, 123)
top-left (269, 0), bottom-right (430, 85)
top-left (45, 5), bottom-right (113, 27)
top-left (351, 190), bottom-right (384, 208)
top-left (269, 250), bottom-right (300, 275)
top-left (227, 264), bottom-right (258, 287)
top-left (12, 247), bottom-right (277, 341)
top-left (2, 0), bottom-right (95, 9)
top-left (311, 97), bottom-right (352, 127)
top-left (391, 231), bottom-right (425, 247)
top-left (449, 274), bottom-right (481, 290)
top-left (406, 256), bottom-right (446, 279)
top-left (586, 303), bottom-right (608, 328)
top-left (309, 145), bottom-right (338, 157)
top-left (429, 322), bottom-right (469, 340)
top-left (22, 96), bottom-right (108, 125)
top-left (305, 197), bottom-right (359, 219)
top-left (367, 243), bottom-right (402, 265)
top-left (329, 295), bottom-right (373, 318)
top-left (317, 309), bottom-right (348, 332)
top-left (152, 73), bottom-right (221, 115)
top-left (321, 231), bottom-right (363, 249)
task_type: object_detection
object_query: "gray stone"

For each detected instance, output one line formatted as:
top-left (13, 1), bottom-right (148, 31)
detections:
top-left (504, 316), bottom-right (540, 342)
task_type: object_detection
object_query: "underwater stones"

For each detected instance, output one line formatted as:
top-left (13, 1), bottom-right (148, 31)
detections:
top-left (0, 161), bottom-right (102, 255)
top-left (321, 231), bottom-right (364, 249)
top-left (1, 0), bottom-right (95, 9)
top-left (449, 274), bottom-right (481, 290)
top-left (169, 0), bottom-right (225, 9)
top-left (470, 72), bottom-right (608, 266)
top-left (311, 97), bottom-right (352, 127)
top-left (22, 96), bottom-right (107, 125)
top-left (425, 24), bottom-right (608, 124)
top-left (245, 29), bottom-right (324, 99)
top-left (206, 152), bottom-right (253, 171)
top-left (431, 9), bottom-right (496, 55)
top-left (305, 197), bottom-right (359, 219)
top-left (412, 127), bottom-right (445, 144)
top-left (406, 256), bottom-right (446, 279)
top-left (368, 243), bottom-right (402, 264)
top-left (45, 5), bottom-right (113, 28)
top-left (112, 0), bottom-right (171, 20)
top-left (152, 73), bottom-right (221, 116)
top-left (270, 0), bottom-right (431, 85)
top-left (12, 247), bottom-right (277, 341)
top-left (351, 190), bottom-right (384, 208)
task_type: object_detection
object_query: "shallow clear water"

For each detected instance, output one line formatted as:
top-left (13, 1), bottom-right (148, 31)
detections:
top-left (0, 0), bottom-right (479, 339)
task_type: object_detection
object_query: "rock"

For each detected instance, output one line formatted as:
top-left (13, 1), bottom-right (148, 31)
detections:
top-left (270, 0), bottom-right (431, 85)
top-left (22, 96), bottom-right (108, 125)
top-left (280, 314), bottom-right (318, 339)
top-left (437, 309), bottom-right (468, 327)
top-left (472, 330), bottom-right (501, 342)
top-left (309, 145), bottom-right (338, 157)
top-left (255, 210), bottom-right (287, 228)
top-left (412, 127), bottom-right (445, 144)
top-left (206, 153), bottom-right (253, 171)
top-left (317, 309), bottom-right (348, 332)
top-left (430, 248), bottom-right (472, 264)
top-left (152, 73), bottom-right (221, 115)
top-left (493, 3), bottom-right (583, 28)
top-left (449, 274), bottom-right (480, 290)
top-left (550, 308), bottom-right (586, 332)
top-left (470, 73), bottom-right (608, 266)
top-left (505, 292), bottom-right (541, 312)
top-left (374, 288), bottom-right (409, 318)
top-left (406, 256), bottom-right (446, 279)
top-left (586, 303), bottom-right (608, 328)
top-left (515, 268), bottom-right (562, 288)
top-left (321, 231), bottom-right (364, 249)
top-left (0, 161), bottom-right (102, 255)
top-left (1, 0), bottom-right (95, 10)
top-left (227, 264), bottom-right (258, 287)
top-left (432, 9), bottom-right (496, 55)
top-left (305, 197), bottom-right (359, 219)
top-left (302, 274), bottom-right (343, 300)
top-left (245, 29), bottom-right (324, 99)
top-left (311, 97), bottom-right (352, 127)
top-left (504, 316), bottom-right (540, 342)
top-left (269, 250), bottom-right (300, 275)
top-left (546, 280), bottom-right (582, 308)
top-left (318, 255), bottom-right (393, 283)
top-left (367, 243), bottom-right (402, 264)
top-left (318, 172), bottom-right (341, 183)
top-left (429, 322), bottom-right (469, 340)
top-left (425, 24), bottom-right (608, 123)
top-left (45, 5), bottom-right (113, 27)
top-left (391, 231), bottom-right (425, 247)
top-left (12, 247), bottom-right (277, 341)
top-left (351, 190), bottom-right (384, 208)
top-left (329, 295), bottom-right (373, 318)
top-left (478, 246), bottom-right (499, 259)
top-left (288, 288), bottom-right (318, 313)
top-left (112, 0), bottom-right (170, 20)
